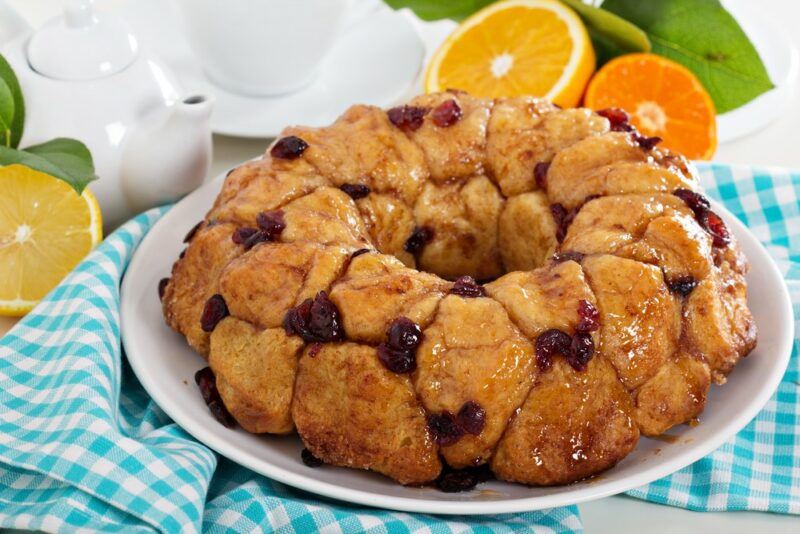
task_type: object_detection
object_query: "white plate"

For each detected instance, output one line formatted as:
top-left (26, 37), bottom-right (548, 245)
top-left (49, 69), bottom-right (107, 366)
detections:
top-left (121, 0), bottom-right (424, 138)
top-left (121, 169), bottom-right (793, 515)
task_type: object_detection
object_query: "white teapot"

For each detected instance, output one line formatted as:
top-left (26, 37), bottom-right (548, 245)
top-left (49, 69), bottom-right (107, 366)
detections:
top-left (0, 0), bottom-right (214, 230)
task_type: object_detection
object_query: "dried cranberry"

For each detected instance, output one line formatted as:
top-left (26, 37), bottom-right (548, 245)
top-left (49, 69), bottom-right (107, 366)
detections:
top-left (673, 189), bottom-right (711, 215)
top-left (551, 203), bottom-right (567, 228)
top-left (306, 294), bottom-right (343, 342)
top-left (301, 448), bottom-right (324, 467)
top-left (555, 197), bottom-right (598, 242)
top-left (470, 463), bottom-right (494, 483)
top-left (194, 367), bottom-right (215, 400)
top-left (283, 291), bottom-right (344, 343)
top-left (387, 105), bottom-right (429, 132)
top-left (535, 329), bottom-right (572, 371)
top-left (635, 134), bottom-right (662, 151)
top-left (183, 221), bottom-right (203, 243)
top-left (666, 275), bottom-right (699, 297)
top-left (158, 277), bottom-right (169, 301)
top-left (207, 401), bottom-right (235, 428)
top-left (551, 251), bottom-right (585, 264)
top-left (378, 344), bottom-right (417, 374)
top-left (404, 226), bottom-right (434, 254)
top-left (699, 210), bottom-right (731, 247)
top-left (200, 294), bottom-right (229, 332)
top-left (597, 107), bottom-right (630, 129)
top-left (550, 203), bottom-right (575, 243)
top-left (449, 276), bottom-right (486, 298)
top-left (568, 333), bottom-right (594, 372)
top-left (576, 299), bottom-right (600, 333)
top-left (437, 470), bottom-right (478, 493)
top-left (597, 108), bottom-right (635, 132)
top-left (203, 397), bottom-right (232, 427)
top-left (386, 317), bottom-right (423, 352)
top-left (256, 210), bottom-right (286, 240)
top-left (242, 230), bottom-right (269, 250)
top-left (284, 299), bottom-right (312, 337)
top-left (232, 226), bottom-right (259, 245)
top-left (672, 189), bottom-right (729, 248)
top-left (270, 136), bottom-right (308, 159)
top-left (378, 317), bottom-right (422, 374)
top-left (194, 367), bottom-right (235, 428)
top-left (534, 162), bottom-right (550, 189)
top-left (351, 248), bottom-right (371, 259)
top-left (431, 99), bottom-right (463, 127)
top-left (435, 465), bottom-right (493, 493)
top-left (427, 411), bottom-right (464, 446)
top-left (340, 183), bottom-right (371, 200)
top-left (457, 401), bottom-right (486, 435)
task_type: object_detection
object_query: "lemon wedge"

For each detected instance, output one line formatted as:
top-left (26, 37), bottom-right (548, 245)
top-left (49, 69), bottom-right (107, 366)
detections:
top-left (0, 164), bottom-right (102, 316)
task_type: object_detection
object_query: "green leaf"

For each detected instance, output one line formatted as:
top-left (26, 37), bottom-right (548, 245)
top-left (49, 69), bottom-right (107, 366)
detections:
top-left (383, 0), bottom-right (495, 21)
top-left (0, 77), bottom-right (14, 147)
top-left (24, 137), bottom-right (95, 167)
top-left (560, 0), bottom-right (650, 65)
top-left (0, 53), bottom-right (24, 148)
top-left (0, 138), bottom-right (97, 195)
top-left (601, 0), bottom-right (774, 113)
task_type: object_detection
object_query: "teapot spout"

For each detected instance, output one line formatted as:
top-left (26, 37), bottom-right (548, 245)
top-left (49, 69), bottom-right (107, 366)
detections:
top-left (176, 93), bottom-right (214, 123)
top-left (121, 93), bottom-right (214, 214)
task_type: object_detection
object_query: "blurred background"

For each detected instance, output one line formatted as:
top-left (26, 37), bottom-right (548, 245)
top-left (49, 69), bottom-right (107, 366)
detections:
top-left (3, 0), bottom-right (797, 168)
top-left (0, 1), bottom-right (798, 530)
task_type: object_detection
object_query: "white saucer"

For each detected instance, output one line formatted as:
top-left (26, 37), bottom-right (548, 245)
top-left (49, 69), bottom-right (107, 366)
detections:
top-left (121, 0), bottom-right (424, 138)
top-left (120, 165), bottom-right (793, 515)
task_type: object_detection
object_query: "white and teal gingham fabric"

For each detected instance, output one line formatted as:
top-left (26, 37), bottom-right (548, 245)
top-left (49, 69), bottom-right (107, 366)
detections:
top-left (0, 163), bottom-right (797, 532)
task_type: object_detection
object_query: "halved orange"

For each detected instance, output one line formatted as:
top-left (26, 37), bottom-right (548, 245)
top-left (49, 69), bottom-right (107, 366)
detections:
top-left (584, 53), bottom-right (717, 160)
top-left (424, 0), bottom-right (595, 108)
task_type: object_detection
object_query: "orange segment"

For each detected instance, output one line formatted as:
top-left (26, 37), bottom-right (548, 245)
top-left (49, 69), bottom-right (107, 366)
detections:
top-left (425, 0), bottom-right (595, 108)
top-left (584, 53), bottom-right (717, 160)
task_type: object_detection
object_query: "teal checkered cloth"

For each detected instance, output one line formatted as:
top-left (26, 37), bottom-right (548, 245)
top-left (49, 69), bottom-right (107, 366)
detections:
top-left (0, 163), bottom-right (797, 532)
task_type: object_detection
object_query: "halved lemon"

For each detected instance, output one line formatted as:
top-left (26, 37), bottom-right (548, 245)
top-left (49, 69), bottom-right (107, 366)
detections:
top-left (424, 0), bottom-right (595, 107)
top-left (0, 164), bottom-right (102, 316)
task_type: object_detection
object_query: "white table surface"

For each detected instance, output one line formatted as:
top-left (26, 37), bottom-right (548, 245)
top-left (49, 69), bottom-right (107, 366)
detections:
top-left (2, 1), bottom-right (799, 532)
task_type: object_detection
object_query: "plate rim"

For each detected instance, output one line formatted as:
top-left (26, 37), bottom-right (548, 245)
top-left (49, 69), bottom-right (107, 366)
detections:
top-left (121, 167), bottom-right (794, 515)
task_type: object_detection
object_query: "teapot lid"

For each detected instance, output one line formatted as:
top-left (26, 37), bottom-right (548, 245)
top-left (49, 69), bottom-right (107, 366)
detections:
top-left (27, 0), bottom-right (138, 81)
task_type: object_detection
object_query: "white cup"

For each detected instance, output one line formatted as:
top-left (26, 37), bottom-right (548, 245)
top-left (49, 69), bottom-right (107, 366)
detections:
top-left (176, 0), bottom-right (353, 97)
